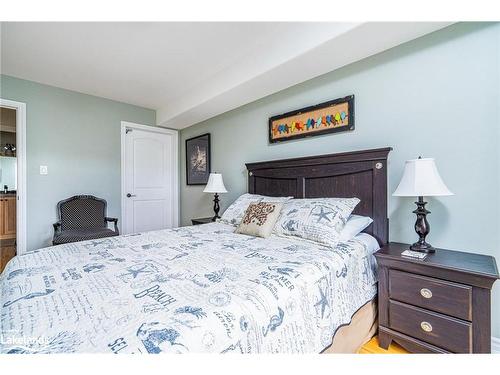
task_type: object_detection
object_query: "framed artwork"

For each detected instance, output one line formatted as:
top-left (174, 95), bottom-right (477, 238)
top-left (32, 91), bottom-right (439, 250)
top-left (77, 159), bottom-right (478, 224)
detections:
top-left (268, 95), bottom-right (354, 143)
top-left (185, 133), bottom-right (211, 185)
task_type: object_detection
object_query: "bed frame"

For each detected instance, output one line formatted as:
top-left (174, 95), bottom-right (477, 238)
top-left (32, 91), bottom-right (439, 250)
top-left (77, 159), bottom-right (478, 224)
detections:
top-left (246, 147), bottom-right (392, 246)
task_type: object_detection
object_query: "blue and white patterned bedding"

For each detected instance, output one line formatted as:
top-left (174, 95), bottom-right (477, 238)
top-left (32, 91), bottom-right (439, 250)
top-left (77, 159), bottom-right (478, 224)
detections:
top-left (0, 222), bottom-right (378, 354)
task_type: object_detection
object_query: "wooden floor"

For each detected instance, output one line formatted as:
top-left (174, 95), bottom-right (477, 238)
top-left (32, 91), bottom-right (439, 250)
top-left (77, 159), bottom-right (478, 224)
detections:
top-left (0, 238), bottom-right (16, 274)
top-left (358, 336), bottom-right (409, 354)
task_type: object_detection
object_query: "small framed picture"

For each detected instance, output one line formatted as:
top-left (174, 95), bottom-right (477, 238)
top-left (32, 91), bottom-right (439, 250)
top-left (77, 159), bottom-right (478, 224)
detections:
top-left (185, 133), bottom-right (211, 185)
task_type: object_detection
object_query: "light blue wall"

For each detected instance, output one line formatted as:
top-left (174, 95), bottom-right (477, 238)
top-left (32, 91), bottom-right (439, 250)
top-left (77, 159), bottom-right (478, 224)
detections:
top-left (0, 75), bottom-right (156, 251)
top-left (180, 23), bottom-right (500, 336)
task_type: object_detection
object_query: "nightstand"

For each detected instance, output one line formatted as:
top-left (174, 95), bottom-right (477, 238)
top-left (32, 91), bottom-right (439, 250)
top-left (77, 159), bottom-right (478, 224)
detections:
top-left (375, 242), bottom-right (499, 353)
top-left (191, 217), bottom-right (214, 225)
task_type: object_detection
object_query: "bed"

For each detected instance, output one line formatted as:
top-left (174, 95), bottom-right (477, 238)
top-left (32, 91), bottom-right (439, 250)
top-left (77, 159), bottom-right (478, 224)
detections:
top-left (0, 147), bottom-right (391, 354)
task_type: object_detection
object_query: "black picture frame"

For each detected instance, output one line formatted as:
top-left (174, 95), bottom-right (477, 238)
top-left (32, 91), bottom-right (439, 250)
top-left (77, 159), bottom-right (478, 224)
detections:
top-left (268, 95), bottom-right (355, 144)
top-left (185, 133), bottom-right (211, 185)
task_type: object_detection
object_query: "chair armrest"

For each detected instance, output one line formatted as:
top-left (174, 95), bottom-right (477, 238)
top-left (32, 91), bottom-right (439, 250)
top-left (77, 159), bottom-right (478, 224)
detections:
top-left (53, 221), bottom-right (62, 234)
top-left (105, 217), bottom-right (119, 234)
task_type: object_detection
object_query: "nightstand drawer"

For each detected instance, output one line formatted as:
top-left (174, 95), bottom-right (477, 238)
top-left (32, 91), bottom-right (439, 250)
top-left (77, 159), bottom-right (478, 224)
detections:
top-left (389, 300), bottom-right (472, 353)
top-left (389, 269), bottom-right (472, 320)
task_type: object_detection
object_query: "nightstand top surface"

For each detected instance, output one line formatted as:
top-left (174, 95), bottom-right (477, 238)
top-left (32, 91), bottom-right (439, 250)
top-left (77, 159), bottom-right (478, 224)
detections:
top-left (375, 242), bottom-right (499, 280)
top-left (192, 217), bottom-right (214, 224)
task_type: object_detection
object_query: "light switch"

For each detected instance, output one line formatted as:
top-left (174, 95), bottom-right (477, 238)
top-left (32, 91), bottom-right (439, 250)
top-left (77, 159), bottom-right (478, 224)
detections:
top-left (40, 165), bottom-right (48, 175)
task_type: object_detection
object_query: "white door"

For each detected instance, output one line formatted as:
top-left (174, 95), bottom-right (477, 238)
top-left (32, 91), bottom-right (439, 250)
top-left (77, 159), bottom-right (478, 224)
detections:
top-left (122, 122), bottom-right (178, 234)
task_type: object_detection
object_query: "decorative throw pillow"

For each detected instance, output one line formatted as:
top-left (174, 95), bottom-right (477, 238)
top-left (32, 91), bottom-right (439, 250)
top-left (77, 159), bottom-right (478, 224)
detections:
top-left (235, 202), bottom-right (284, 238)
top-left (219, 194), bottom-right (264, 226)
top-left (273, 197), bottom-right (360, 246)
top-left (219, 193), bottom-right (292, 226)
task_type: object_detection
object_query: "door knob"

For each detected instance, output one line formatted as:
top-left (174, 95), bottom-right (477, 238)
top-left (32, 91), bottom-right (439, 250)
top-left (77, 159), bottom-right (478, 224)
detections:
top-left (126, 193), bottom-right (136, 198)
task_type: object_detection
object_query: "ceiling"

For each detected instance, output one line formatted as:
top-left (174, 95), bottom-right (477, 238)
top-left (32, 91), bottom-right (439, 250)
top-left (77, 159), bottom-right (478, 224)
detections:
top-left (1, 22), bottom-right (452, 129)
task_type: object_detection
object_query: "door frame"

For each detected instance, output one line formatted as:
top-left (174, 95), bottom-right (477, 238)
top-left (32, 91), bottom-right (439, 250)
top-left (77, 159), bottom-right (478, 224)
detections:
top-left (120, 121), bottom-right (179, 234)
top-left (0, 98), bottom-right (27, 254)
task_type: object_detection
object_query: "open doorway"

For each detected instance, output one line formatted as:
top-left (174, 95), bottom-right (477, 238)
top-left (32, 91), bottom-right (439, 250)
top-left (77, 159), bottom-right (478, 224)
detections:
top-left (0, 99), bottom-right (26, 271)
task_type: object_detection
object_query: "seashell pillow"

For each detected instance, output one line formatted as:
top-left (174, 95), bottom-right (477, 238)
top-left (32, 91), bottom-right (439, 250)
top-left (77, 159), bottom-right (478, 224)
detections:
top-left (273, 197), bottom-right (360, 246)
top-left (219, 193), bottom-right (292, 226)
top-left (235, 202), bottom-right (284, 238)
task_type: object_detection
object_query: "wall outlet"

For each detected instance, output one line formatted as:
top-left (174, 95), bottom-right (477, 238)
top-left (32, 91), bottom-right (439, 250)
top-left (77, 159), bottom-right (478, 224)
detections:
top-left (40, 165), bottom-right (48, 175)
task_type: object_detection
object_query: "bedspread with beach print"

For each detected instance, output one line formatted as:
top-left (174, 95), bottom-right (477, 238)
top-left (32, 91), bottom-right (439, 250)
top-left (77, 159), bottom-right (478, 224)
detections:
top-left (0, 222), bottom-right (377, 353)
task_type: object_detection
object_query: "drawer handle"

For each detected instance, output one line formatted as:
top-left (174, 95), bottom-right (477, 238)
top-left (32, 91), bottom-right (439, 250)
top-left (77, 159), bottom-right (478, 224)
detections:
top-left (420, 288), bottom-right (433, 299)
top-left (420, 321), bottom-right (433, 332)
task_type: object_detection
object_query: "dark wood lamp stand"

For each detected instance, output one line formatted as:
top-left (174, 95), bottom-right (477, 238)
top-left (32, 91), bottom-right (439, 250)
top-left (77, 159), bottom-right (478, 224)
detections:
top-left (211, 193), bottom-right (221, 221)
top-left (410, 196), bottom-right (434, 253)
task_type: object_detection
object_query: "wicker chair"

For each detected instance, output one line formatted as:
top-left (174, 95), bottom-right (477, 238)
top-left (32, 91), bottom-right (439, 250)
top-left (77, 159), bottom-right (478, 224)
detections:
top-left (52, 195), bottom-right (119, 245)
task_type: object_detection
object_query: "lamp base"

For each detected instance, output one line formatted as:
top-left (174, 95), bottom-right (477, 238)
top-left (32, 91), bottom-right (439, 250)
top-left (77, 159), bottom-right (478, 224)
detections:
top-left (411, 196), bottom-right (436, 254)
top-left (212, 193), bottom-right (220, 221)
top-left (409, 241), bottom-right (435, 253)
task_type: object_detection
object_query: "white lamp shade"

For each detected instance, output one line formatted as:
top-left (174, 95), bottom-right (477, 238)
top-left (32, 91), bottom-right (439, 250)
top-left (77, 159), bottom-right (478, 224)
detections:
top-left (203, 173), bottom-right (227, 193)
top-left (393, 158), bottom-right (453, 197)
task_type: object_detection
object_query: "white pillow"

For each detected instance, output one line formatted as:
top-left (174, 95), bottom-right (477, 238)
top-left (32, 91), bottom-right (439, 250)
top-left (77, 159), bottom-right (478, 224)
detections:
top-left (339, 215), bottom-right (373, 242)
top-left (260, 195), bottom-right (293, 203)
top-left (273, 197), bottom-right (360, 246)
top-left (220, 193), bottom-right (292, 226)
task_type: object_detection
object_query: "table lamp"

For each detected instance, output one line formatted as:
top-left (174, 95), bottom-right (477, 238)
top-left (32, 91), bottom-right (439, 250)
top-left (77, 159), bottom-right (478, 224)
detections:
top-left (393, 157), bottom-right (453, 253)
top-left (203, 173), bottom-right (227, 221)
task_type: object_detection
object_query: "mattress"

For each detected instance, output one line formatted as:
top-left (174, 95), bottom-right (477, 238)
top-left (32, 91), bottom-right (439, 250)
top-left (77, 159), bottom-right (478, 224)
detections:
top-left (0, 222), bottom-right (378, 354)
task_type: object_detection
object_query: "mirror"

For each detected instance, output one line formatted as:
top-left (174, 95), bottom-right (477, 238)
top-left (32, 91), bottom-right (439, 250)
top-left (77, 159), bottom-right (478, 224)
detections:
top-left (0, 106), bottom-right (17, 191)
top-left (0, 156), bottom-right (17, 190)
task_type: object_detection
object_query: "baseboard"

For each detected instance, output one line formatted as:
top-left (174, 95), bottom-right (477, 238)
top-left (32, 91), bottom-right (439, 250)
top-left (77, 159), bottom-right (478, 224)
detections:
top-left (492, 336), bottom-right (500, 354)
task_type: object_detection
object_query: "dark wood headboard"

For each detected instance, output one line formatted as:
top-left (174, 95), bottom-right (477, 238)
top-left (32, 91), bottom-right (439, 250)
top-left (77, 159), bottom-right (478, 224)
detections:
top-left (245, 147), bottom-right (392, 245)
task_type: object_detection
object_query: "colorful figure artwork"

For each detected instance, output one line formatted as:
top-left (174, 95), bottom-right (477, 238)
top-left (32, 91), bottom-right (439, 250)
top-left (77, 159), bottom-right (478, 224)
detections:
top-left (269, 95), bottom-right (354, 143)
